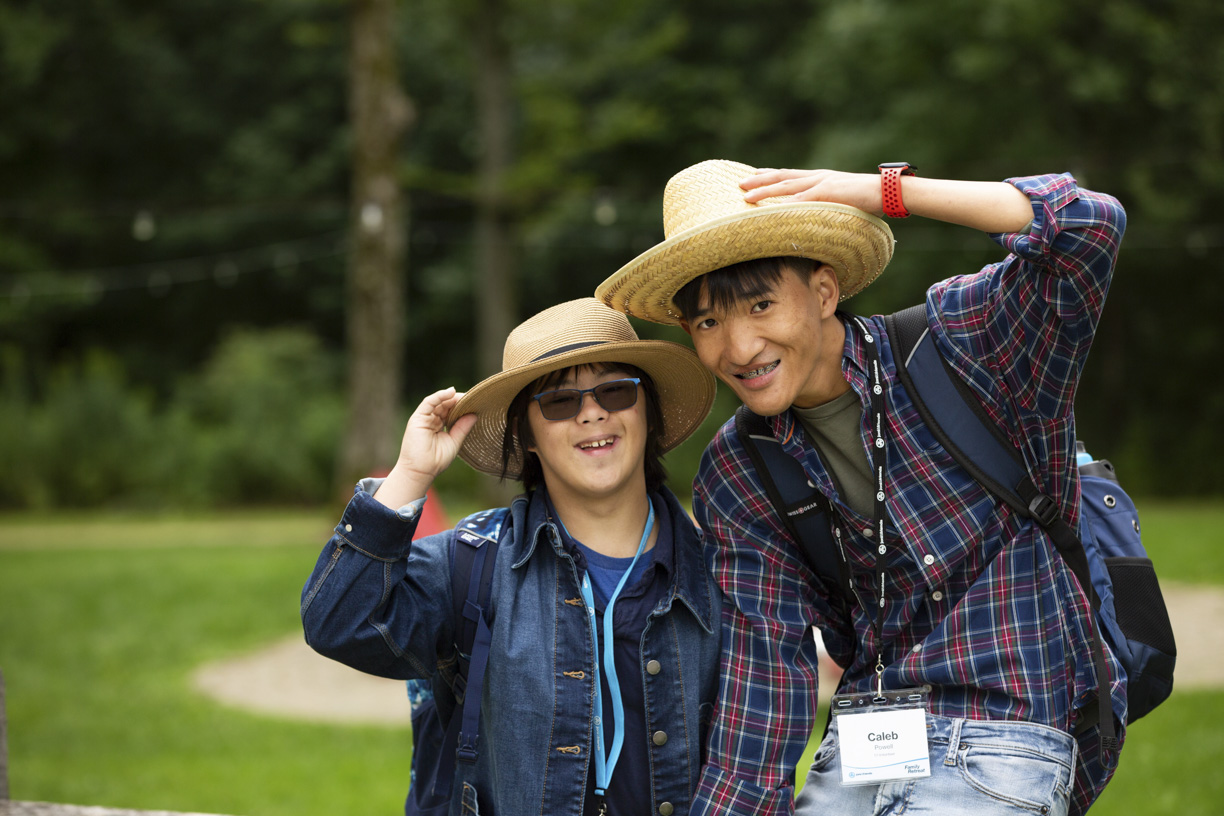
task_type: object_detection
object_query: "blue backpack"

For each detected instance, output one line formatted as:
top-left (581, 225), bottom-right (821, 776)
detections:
top-left (735, 305), bottom-right (1176, 751)
top-left (403, 507), bottom-right (509, 816)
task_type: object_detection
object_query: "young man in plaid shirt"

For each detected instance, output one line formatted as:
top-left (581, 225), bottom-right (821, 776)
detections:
top-left (596, 159), bottom-right (1127, 815)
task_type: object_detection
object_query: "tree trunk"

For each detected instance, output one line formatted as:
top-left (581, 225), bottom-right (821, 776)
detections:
top-left (474, 0), bottom-right (515, 380)
top-left (338, 0), bottom-right (413, 491)
top-left (473, 0), bottom-right (518, 505)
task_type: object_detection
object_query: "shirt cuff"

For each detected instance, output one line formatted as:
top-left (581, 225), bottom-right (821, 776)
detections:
top-left (691, 765), bottom-right (795, 816)
top-left (992, 172), bottom-right (1079, 261)
top-left (335, 481), bottom-right (423, 560)
top-left (357, 476), bottom-right (428, 520)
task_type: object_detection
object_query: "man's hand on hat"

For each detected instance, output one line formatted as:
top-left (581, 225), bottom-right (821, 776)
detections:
top-left (742, 167), bottom-right (1036, 233)
top-left (376, 388), bottom-right (477, 510)
top-left (740, 168), bottom-right (885, 216)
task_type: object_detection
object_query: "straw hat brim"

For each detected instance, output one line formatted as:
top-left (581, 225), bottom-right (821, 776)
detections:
top-left (450, 338), bottom-right (716, 479)
top-left (597, 201), bottom-right (894, 326)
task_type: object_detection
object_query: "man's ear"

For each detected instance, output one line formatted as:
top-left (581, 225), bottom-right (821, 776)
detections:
top-left (810, 264), bottom-right (841, 318)
top-left (679, 319), bottom-right (692, 336)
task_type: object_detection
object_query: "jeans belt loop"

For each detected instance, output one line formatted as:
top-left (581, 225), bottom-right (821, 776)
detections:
top-left (944, 718), bottom-right (964, 766)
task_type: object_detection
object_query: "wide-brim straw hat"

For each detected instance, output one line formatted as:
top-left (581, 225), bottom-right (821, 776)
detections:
top-left (451, 297), bottom-right (717, 479)
top-left (596, 159), bottom-right (895, 325)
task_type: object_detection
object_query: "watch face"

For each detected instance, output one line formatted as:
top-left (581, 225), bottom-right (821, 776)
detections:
top-left (878, 162), bottom-right (916, 171)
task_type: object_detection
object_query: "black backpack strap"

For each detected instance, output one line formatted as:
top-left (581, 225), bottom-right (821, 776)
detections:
top-left (884, 304), bottom-right (1118, 750)
top-left (884, 306), bottom-right (1101, 606)
top-left (733, 405), bottom-right (852, 613)
top-left (433, 507), bottom-right (507, 795)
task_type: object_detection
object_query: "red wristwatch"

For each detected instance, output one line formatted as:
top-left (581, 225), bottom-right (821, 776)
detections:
top-left (878, 162), bottom-right (917, 218)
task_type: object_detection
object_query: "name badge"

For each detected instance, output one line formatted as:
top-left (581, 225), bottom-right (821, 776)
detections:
top-left (831, 685), bottom-right (931, 786)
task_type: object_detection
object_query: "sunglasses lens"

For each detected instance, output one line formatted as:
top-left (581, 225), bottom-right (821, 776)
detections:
top-left (594, 379), bottom-right (638, 411)
top-left (534, 379), bottom-right (639, 420)
top-left (537, 390), bottom-right (581, 420)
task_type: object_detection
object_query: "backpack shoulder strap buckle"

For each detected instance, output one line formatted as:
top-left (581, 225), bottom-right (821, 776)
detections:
top-left (1027, 493), bottom-right (1060, 527)
top-left (456, 735), bottom-right (479, 764)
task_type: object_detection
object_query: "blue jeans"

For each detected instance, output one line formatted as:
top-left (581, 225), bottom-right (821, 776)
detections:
top-left (795, 715), bottom-right (1077, 816)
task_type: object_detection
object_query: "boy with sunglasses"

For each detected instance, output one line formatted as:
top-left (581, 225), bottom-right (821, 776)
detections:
top-left (302, 298), bottom-right (722, 816)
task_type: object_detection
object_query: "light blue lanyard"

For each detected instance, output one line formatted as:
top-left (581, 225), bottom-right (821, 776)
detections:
top-left (568, 501), bottom-right (655, 799)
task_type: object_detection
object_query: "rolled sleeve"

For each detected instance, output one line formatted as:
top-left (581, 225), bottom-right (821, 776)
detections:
top-left (692, 763), bottom-right (797, 816)
top-left (932, 172), bottom-right (1126, 425)
top-left (994, 173), bottom-right (1083, 263)
top-left (300, 482), bottom-right (453, 681)
top-left (992, 172), bottom-right (1126, 318)
top-left (334, 481), bottom-right (422, 560)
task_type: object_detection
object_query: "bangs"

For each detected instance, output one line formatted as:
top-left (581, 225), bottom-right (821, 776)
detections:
top-left (674, 256), bottom-right (818, 319)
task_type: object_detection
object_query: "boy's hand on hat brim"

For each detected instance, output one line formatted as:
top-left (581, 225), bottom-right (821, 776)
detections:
top-left (378, 389), bottom-right (476, 509)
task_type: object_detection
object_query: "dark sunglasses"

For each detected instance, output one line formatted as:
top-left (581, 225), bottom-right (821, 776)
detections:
top-left (531, 377), bottom-right (641, 421)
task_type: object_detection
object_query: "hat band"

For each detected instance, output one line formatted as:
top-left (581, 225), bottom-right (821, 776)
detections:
top-left (529, 340), bottom-right (607, 363)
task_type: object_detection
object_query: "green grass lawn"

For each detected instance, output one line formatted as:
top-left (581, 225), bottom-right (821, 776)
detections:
top-left (0, 511), bottom-right (413, 814)
top-left (0, 499), bottom-right (1221, 814)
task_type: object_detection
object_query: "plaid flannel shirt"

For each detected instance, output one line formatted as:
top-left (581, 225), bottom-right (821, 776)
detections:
top-left (690, 173), bottom-right (1127, 816)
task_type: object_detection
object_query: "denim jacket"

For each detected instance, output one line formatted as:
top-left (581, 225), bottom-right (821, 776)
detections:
top-left (301, 483), bottom-right (722, 816)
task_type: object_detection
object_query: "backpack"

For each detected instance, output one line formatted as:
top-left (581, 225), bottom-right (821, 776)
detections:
top-left (735, 304), bottom-right (1176, 751)
top-left (404, 507), bottom-right (509, 816)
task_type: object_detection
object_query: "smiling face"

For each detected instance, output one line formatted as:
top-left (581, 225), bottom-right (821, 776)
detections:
top-left (524, 364), bottom-right (650, 505)
top-left (680, 261), bottom-right (849, 416)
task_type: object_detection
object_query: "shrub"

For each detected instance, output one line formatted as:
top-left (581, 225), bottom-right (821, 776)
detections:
top-left (162, 326), bottom-right (345, 507)
top-left (0, 346), bottom-right (161, 509)
top-left (0, 327), bottom-right (346, 510)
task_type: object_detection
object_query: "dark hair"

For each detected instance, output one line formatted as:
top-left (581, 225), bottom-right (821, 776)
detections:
top-left (500, 363), bottom-right (668, 493)
top-left (673, 256), bottom-right (819, 321)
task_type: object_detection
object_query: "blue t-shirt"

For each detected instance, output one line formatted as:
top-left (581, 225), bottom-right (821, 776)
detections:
top-left (577, 539), bottom-right (654, 607)
top-left (553, 493), bottom-right (674, 816)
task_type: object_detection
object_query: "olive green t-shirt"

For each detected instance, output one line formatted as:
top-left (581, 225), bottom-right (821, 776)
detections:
top-left (792, 389), bottom-right (873, 517)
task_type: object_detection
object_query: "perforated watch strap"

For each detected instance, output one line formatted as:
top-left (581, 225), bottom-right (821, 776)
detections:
top-left (878, 162), bottom-right (916, 218)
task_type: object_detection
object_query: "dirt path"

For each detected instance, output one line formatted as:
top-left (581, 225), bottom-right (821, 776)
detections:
top-left (193, 636), bottom-right (413, 726)
top-left (193, 583), bottom-right (1223, 726)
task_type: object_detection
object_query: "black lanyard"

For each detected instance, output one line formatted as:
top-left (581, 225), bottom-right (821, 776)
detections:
top-left (827, 314), bottom-right (891, 695)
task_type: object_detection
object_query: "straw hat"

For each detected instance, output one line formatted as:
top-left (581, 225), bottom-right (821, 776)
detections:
top-left (451, 298), bottom-right (716, 478)
top-left (595, 159), bottom-right (895, 325)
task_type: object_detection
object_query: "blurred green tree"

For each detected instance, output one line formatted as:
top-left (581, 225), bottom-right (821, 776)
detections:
top-left (0, 0), bottom-right (351, 396)
top-left (1, 0), bottom-right (1220, 506)
top-left (774, 0), bottom-right (1224, 492)
top-left (339, 0), bottom-right (413, 486)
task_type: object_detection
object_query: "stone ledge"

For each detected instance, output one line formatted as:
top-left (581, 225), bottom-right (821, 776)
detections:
top-left (1, 803), bottom-right (237, 816)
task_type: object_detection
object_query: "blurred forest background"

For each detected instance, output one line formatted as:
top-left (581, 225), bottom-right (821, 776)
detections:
top-left (2, 0), bottom-right (1222, 513)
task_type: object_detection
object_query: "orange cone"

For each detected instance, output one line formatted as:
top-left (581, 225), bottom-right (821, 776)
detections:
top-left (416, 487), bottom-right (452, 537)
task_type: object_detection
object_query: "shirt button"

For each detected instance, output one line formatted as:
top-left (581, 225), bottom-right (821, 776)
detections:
top-left (659, 804), bottom-right (675, 816)
top-left (912, 643), bottom-right (922, 653)
top-left (652, 730), bottom-right (668, 746)
top-left (922, 554), bottom-right (935, 566)
top-left (344, 523), bottom-right (353, 532)
top-left (646, 659), bottom-right (662, 675)
top-left (862, 527), bottom-right (874, 537)
top-left (931, 590), bottom-right (944, 601)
